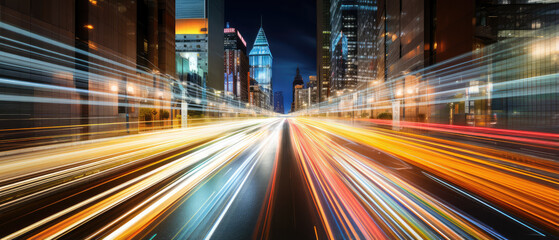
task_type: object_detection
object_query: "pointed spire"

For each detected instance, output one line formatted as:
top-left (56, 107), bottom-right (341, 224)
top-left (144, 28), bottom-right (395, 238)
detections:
top-left (249, 18), bottom-right (272, 58)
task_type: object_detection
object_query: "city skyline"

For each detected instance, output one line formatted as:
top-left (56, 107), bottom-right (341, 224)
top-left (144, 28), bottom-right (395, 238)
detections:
top-left (225, 0), bottom-right (316, 112)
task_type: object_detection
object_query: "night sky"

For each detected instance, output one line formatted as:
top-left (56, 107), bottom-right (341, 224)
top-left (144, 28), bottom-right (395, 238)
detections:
top-left (225, 0), bottom-right (317, 113)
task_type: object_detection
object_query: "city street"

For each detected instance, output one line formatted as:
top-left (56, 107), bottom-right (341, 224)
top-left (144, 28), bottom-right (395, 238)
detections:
top-left (1, 0), bottom-right (559, 239)
top-left (0, 118), bottom-right (556, 239)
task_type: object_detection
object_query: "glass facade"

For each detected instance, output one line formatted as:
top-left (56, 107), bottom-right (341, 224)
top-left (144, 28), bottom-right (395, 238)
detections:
top-left (224, 27), bottom-right (249, 102)
top-left (249, 27), bottom-right (273, 109)
top-left (176, 0), bottom-right (205, 19)
top-left (317, 0), bottom-right (332, 102)
top-left (330, 0), bottom-right (377, 93)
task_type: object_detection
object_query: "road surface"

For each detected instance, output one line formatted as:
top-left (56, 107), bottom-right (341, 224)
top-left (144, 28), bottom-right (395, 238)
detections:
top-left (0, 118), bottom-right (557, 239)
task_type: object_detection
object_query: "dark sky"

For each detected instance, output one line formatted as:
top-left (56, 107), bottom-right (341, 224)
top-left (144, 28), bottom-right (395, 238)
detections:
top-left (225, 0), bottom-right (317, 113)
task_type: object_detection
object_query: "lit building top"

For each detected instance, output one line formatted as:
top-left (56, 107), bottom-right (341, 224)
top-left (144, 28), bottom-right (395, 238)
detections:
top-left (249, 26), bottom-right (273, 89)
top-left (176, 19), bottom-right (208, 35)
top-left (249, 27), bottom-right (273, 57)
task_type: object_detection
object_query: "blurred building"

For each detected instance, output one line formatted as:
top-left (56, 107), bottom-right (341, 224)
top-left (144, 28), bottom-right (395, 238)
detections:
top-left (371, 0), bottom-right (441, 122)
top-left (316, 0), bottom-right (331, 102)
top-left (249, 23), bottom-right (273, 110)
top-left (330, 0), bottom-right (376, 94)
top-left (290, 67), bottom-right (305, 112)
top-left (0, 0), bottom-right (177, 145)
top-left (274, 91), bottom-right (285, 114)
top-left (474, 0), bottom-right (559, 130)
top-left (224, 23), bottom-right (249, 103)
top-left (371, 0), bottom-right (559, 131)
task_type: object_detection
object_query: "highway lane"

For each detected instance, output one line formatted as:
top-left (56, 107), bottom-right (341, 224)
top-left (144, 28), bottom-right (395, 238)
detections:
top-left (289, 118), bottom-right (558, 239)
top-left (0, 117), bottom-right (557, 239)
top-left (135, 119), bottom-right (285, 240)
top-left (0, 118), bottom-right (285, 239)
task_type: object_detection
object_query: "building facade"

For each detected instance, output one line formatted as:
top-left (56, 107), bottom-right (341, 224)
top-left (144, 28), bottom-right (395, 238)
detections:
top-left (330, 0), bottom-right (376, 94)
top-left (274, 91), bottom-right (285, 114)
top-left (308, 75), bottom-right (319, 105)
top-left (176, 19), bottom-right (208, 102)
top-left (291, 67), bottom-right (305, 112)
top-left (249, 79), bottom-right (267, 110)
top-left (293, 85), bottom-right (308, 112)
top-left (224, 23), bottom-right (249, 102)
top-left (370, 0), bottom-right (559, 132)
top-left (249, 25), bottom-right (273, 110)
top-left (317, 0), bottom-right (331, 102)
top-left (0, 0), bottom-right (178, 145)
top-left (175, 0), bottom-right (224, 94)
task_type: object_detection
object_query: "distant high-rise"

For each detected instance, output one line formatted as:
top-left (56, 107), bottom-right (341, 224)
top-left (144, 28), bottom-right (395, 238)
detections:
top-left (291, 67), bottom-right (305, 112)
top-left (317, 0), bottom-right (331, 102)
top-left (249, 23), bottom-right (273, 110)
top-left (274, 91), bottom-right (285, 114)
top-left (224, 23), bottom-right (249, 102)
top-left (308, 75), bottom-right (319, 105)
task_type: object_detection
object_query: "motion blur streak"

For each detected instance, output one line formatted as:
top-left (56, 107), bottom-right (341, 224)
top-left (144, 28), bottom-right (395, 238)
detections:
top-left (292, 118), bottom-right (558, 236)
top-left (0, 118), bottom-right (282, 239)
top-left (289, 119), bottom-right (499, 239)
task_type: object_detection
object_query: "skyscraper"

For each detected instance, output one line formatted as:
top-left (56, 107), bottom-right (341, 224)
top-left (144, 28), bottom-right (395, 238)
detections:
top-left (317, 0), bottom-right (331, 102)
top-left (274, 91), bottom-right (285, 114)
top-left (330, 0), bottom-right (376, 94)
top-left (175, 0), bottom-right (224, 92)
top-left (224, 23), bottom-right (249, 102)
top-left (249, 23), bottom-right (273, 110)
top-left (291, 67), bottom-right (305, 112)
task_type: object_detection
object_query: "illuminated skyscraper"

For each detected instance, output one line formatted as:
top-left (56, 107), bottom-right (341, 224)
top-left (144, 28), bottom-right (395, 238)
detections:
top-left (249, 24), bottom-right (273, 110)
top-left (224, 23), bottom-right (249, 102)
top-left (274, 91), bottom-right (285, 114)
top-left (330, 0), bottom-right (376, 93)
top-left (176, 0), bottom-right (224, 91)
top-left (317, 0), bottom-right (331, 102)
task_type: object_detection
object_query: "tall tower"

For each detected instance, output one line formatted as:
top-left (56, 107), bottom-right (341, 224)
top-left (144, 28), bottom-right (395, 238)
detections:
top-left (330, 0), bottom-right (376, 93)
top-left (249, 23), bottom-right (273, 109)
top-left (224, 23), bottom-right (249, 102)
top-left (317, 0), bottom-right (331, 102)
top-left (291, 67), bottom-right (305, 112)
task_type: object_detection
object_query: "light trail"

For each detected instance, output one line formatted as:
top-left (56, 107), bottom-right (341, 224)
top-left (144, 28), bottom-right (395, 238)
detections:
top-left (291, 118), bottom-right (558, 237)
top-left (293, 26), bottom-right (559, 126)
top-left (0, 20), bottom-right (276, 151)
top-left (0, 11), bottom-right (557, 240)
top-left (0, 118), bottom-right (282, 239)
top-left (289, 118), bottom-right (503, 239)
